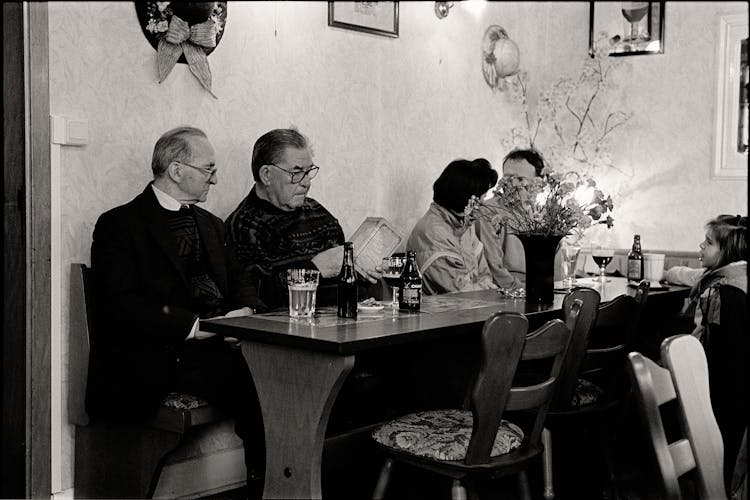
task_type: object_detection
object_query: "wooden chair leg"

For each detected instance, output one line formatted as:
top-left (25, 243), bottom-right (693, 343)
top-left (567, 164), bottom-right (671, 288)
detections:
top-left (372, 458), bottom-right (394, 500)
top-left (542, 427), bottom-right (555, 500)
top-left (598, 429), bottom-right (621, 500)
top-left (517, 470), bottom-right (532, 500)
top-left (451, 479), bottom-right (468, 500)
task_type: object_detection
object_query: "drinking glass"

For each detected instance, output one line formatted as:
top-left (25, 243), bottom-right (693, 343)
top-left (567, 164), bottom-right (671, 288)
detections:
top-left (560, 237), bottom-right (582, 290)
top-left (381, 254), bottom-right (406, 309)
top-left (621, 2), bottom-right (649, 42)
top-left (286, 269), bottom-right (320, 318)
top-left (590, 230), bottom-right (615, 283)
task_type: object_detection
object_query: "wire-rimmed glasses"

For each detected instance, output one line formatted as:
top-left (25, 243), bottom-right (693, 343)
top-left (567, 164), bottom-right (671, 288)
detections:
top-left (268, 163), bottom-right (319, 184)
top-left (178, 161), bottom-right (217, 178)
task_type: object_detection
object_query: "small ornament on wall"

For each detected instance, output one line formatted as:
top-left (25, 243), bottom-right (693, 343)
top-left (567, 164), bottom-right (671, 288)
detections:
top-left (481, 25), bottom-right (520, 92)
top-left (135, 2), bottom-right (227, 99)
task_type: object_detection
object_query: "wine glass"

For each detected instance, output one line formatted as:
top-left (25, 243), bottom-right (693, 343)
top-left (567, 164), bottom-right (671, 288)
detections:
top-left (621, 2), bottom-right (649, 42)
top-left (560, 236), bottom-right (582, 290)
top-left (381, 254), bottom-right (406, 309)
top-left (590, 230), bottom-right (615, 283)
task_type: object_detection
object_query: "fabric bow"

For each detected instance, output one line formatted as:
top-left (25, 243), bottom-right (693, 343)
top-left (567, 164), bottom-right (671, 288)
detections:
top-left (157, 15), bottom-right (218, 98)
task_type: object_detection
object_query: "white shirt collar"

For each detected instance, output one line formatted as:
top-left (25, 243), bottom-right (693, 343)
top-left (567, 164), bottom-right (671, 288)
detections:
top-left (151, 183), bottom-right (183, 212)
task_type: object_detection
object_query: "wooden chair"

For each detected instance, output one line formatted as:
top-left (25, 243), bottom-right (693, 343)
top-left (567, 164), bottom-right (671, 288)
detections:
top-left (369, 310), bottom-right (576, 500)
top-left (69, 263), bottom-right (246, 498)
top-left (541, 287), bottom-right (601, 499)
top-left (628, 334), bottom-right (726, 500)
top-left (541, 281), bottom-right (650, 500)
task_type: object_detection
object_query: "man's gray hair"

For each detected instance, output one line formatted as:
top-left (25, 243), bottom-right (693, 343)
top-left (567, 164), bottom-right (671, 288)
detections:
top-left (151, 126), bottom-right (208, 177)
top-left (251, 128), bottom-right (309, 181)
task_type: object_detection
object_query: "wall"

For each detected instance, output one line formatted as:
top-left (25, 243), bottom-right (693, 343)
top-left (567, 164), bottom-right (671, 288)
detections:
top-left (47, 1), bottom-right (747, 494)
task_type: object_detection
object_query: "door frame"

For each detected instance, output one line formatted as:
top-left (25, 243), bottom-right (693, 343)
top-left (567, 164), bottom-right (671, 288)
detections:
top-left (2, 2), bottom-right (52, 497)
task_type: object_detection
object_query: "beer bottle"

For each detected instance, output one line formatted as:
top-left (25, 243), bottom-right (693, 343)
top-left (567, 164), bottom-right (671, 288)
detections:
top-left (627, 234), bottom-right (644, 284)
top-left (337, 242), bottom-right (358, 319)
top-left (398, 250), bottom-right (422, 312)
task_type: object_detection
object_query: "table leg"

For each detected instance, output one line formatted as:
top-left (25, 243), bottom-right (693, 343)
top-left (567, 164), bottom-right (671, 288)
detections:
top-left (241, 342), bottom-right (354, 500)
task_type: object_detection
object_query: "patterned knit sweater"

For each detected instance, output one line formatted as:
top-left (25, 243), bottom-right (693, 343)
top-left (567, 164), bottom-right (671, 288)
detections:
top-left (226, 187), bottom-right (345, 311)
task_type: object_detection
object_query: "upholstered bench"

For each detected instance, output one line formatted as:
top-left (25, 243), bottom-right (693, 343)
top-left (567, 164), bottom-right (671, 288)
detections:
top-left (69, 263), bottom-right (246, 499)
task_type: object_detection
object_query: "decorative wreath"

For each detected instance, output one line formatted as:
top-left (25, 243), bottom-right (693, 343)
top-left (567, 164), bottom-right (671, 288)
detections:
top-left (481, 25), bottom-right (520, 91)
top-left (135, 2), bottom-right (227, 98)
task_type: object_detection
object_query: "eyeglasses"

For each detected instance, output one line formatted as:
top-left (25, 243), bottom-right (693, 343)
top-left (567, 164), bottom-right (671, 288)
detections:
top-left (268, 163), bottom-right (319, 184)
top-left (178, 161), bottom-right (217, 178)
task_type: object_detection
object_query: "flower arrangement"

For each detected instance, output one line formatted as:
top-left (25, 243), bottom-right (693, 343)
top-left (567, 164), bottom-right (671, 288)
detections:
top-left (467, 170), bottom-right (614, 238)
top-left (502, 33), bottom-right (633, 177)
top-left (145, 2), bottom-right (225, 36)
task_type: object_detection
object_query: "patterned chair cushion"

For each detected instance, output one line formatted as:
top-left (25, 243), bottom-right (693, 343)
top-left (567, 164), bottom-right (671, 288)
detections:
top-left (372, 409), bottom-right (524, 462)
top-left (161, 392), bottom-right (210, 410)
top-left (570, 378), bottom-right (603, 407)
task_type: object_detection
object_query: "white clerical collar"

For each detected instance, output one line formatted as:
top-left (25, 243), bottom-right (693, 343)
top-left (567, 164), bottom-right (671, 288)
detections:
top-left (151, 183), bottom-right (184, 212)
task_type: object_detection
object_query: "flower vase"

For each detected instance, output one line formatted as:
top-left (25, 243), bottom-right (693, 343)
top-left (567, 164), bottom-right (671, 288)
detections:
top-left (517, 234), bottom-right (564, 304)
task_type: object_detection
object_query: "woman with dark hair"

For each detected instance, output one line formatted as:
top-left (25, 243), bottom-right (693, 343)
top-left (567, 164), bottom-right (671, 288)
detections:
top-left (406, 158), bottom-right (499, 294)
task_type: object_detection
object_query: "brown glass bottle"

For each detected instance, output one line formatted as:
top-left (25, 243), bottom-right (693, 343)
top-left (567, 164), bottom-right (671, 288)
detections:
top-left (627, 234), bottom-right (644, 283)
top-left (337, 242), bottom-right (358, 319)
top-left (398, 250), bottom-right (422, 311)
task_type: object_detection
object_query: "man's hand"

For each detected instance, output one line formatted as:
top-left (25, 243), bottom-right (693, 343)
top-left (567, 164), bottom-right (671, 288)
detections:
top-left (311, 245), bottom-right (344, 278)
top-left (223, 306), bottom-right (254, 318)
top-left (356, 264), bottom-right (383, 284)
top-left (197, 307), bottom-right (253, 342)
top-left (194, 329), bottom-right (217, 340)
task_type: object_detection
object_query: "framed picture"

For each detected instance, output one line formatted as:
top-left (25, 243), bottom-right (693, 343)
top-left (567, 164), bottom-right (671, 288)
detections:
top-left (589, 2), bottom-right (664, 57)
top-left (328, 1), bottom-right (399, 38)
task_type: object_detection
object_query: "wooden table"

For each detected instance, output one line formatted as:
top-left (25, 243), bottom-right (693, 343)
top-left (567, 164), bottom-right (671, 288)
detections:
top-left (201, 278), bottom-right (688, 499)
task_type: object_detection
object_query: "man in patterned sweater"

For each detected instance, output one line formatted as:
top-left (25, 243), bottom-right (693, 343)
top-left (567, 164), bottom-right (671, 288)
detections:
top-left (226, 128), bottom-right (381, 311)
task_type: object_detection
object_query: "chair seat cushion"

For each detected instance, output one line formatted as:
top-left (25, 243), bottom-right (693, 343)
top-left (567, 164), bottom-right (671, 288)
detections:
top-left (161, 392), bottom-right (210, 410)
top-left (570, 378), bottom-right (603, 407)
top-left (372, 409), bottom-right (524, 461)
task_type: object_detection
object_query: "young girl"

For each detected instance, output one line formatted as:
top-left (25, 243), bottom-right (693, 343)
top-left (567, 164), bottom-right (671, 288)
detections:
top-left (684, 214), bottom-right (747, 493)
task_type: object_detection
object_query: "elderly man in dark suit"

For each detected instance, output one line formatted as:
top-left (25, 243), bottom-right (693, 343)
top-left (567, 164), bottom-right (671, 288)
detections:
top-left (88, 126), bottom-right (264, 492)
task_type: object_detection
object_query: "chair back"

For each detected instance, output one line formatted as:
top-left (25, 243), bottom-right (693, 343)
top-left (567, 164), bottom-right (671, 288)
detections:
top-left (464, 312), bottom-right (571, 465)
top-left (69, 263), bottom-right (93, 426)
top-left (581, 281), bottom-right (650, 395)
top-left (628, 335), bottom-right (725, 500)
top-left (551, 287), bottom-right (601, 410)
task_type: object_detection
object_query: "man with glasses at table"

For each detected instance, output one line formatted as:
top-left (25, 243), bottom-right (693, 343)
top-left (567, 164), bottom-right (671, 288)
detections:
top-left (89, 125), bottom-right (266, 496)
top-left (226, 127), bottom-right (382, 312)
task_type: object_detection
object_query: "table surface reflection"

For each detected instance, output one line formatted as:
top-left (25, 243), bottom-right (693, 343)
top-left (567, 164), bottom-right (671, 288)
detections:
top-left (201, 277), bottom-right (688, 354)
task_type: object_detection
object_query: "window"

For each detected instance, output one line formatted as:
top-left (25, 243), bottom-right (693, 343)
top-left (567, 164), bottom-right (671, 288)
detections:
top-left (712, 12), bottom-right (749, 179)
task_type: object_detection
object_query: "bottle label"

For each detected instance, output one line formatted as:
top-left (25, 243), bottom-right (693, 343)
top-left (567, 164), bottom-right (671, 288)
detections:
top-left (401, 285), bottom-right (422, 305)
top-left (628, 260), bottom-right (643, 280)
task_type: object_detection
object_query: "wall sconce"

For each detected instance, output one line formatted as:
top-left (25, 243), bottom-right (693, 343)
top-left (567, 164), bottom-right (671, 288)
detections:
top-left (434, 2), bottom-right (454, 19)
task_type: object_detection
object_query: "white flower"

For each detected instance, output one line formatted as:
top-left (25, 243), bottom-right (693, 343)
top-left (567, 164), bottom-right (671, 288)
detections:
top-left (157, 2), bottom-right (170, 13)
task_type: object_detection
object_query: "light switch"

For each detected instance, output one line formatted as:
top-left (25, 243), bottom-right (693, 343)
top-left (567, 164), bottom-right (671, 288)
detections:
top-left (50, 115), bottom-right (88, 146)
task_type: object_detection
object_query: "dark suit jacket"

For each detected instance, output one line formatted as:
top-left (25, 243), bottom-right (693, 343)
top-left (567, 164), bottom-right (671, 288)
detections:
top-left (87, 184), bottom-right (254, 420)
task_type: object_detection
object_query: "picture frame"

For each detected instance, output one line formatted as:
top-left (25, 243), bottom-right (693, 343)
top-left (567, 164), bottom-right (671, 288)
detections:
top-left (328, 1), bottom-right (399, 39)
top-left (712, 12), bottom-right (748, 179)
top-left (589, 2), bottom-right (664, 57)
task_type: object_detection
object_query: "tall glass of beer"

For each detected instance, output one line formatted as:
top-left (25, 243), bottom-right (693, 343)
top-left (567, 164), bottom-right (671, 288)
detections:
top-left (286, 269), bottom-right (320, 318)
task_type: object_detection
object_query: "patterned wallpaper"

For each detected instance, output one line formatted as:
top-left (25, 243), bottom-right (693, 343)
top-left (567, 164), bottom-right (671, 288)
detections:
top-left (48, 1), bottom-right (747, 492)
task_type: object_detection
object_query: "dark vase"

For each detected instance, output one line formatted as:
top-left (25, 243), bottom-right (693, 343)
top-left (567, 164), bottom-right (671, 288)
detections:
top-left (517, 234), bottom-right (564, 304)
